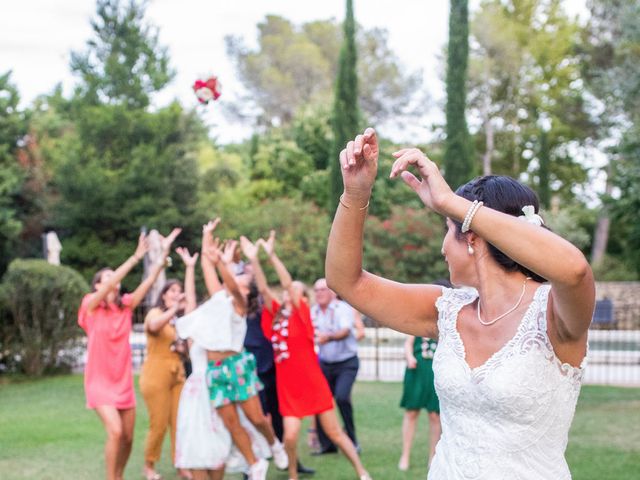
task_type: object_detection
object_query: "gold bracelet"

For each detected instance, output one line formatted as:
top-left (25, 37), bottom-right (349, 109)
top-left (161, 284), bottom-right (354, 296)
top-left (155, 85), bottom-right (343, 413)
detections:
top-left (339, 193), bottom-right (370, 211)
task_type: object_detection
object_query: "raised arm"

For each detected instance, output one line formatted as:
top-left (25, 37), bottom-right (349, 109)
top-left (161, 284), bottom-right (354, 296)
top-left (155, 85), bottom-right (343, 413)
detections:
top-left (176, 247), bottom-right (198, 314)
top-left (325, 128), bottom-right (442, 337)
top-left (86, 232), bottom-right (149, 312)
top-left (240, 236), bottom-right (276, 313)
top-left (216, 240), bottom-right (247, 313)
top-left (260, 230), bottom-right (301, 309)
top-left (129, 228), bottom-right (182, 309)
top-left (145, 298), bottom-right (184, 334)
top-left (201, 219), bottom-right (223, 296)
top-left (389, 148), bottom-right (594, 341)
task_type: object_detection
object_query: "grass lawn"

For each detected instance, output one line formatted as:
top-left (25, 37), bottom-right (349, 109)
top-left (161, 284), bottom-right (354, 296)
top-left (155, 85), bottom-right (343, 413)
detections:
top-left (0, 375), bottom-right (638, 479)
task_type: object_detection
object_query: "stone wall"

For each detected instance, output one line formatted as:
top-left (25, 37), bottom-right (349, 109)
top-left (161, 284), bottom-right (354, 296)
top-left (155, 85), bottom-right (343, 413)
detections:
top-left (595, 282), bottom-right (640, 329)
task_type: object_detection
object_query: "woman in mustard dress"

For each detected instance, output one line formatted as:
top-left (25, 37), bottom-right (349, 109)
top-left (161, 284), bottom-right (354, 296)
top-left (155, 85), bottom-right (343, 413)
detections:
top-left (140, 247), bottom-right (198, 480)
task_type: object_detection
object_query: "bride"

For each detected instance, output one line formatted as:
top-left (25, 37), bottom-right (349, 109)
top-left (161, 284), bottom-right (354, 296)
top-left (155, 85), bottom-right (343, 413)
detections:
top-left (325, 128), bottom-right (595, 479)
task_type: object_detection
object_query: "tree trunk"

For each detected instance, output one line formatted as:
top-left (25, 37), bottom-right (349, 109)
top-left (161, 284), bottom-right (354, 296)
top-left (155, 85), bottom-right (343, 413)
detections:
top-left (591, 162), bottom-right (613, 264)
top-left (482, 95), bottom-right (493, 176)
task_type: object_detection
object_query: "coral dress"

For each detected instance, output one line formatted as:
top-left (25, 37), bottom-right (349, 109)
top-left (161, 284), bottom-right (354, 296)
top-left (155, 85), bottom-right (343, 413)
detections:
top-left (261, 299), bottom-right (333, 417)
top-left (78, 293), bottom-right (136, 409)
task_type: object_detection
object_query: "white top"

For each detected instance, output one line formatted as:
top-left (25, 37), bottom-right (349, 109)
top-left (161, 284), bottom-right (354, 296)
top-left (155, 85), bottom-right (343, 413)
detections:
top-left (174, 315), bottom-right (269, 470)
top-left (428, 285), bottom-right (586, 480)
top-left (176, 290), bottom-right (247, 353)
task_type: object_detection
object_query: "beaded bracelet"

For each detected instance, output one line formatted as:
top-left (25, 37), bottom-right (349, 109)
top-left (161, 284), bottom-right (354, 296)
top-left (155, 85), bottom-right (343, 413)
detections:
top-left (461, 200), bottom-right (483, 233)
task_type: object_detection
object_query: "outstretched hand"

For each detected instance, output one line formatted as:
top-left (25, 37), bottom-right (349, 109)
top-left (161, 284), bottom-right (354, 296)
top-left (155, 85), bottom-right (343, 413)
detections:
top-left (203, 237), bottom-right (222, 265)
top-left (339, 127), bottom-right (379, 201)
top-left (389, 148), bottom-right (455, 214)
top-left (160, 228), bottom-right (182, 257)
top-left (202, 218), bottom-right (221, 248)
top-left (175, 247), bottom-right (199, 268)
top-left (240, 236), bottom-right (259, 260)
top-left (133, 232), bottom-right (150, 260)
top-left (221, 240), bottom-right (238, 265)
top-left (260, 230), bottom-right (276, 257)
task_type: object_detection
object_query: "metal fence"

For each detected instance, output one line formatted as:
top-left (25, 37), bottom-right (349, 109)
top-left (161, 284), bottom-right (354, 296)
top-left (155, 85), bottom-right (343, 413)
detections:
top-left (100, 306), bottom-right (640, 387)
top-left (357, 305), bottom-right (640, 387)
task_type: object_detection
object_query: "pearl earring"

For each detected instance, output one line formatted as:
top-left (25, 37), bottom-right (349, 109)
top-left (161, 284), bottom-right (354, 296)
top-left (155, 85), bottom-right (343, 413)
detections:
top-left (467, 244), bottom-right (474, 255)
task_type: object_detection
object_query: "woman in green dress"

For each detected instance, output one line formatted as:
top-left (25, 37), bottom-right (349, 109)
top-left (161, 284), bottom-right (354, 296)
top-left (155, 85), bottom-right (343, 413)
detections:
top-left (398, 335), bottom-right (441, 471)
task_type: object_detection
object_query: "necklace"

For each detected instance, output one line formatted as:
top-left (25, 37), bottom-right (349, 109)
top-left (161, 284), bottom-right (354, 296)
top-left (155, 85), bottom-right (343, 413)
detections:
top-left (477, 277), bottom-right (532, 326)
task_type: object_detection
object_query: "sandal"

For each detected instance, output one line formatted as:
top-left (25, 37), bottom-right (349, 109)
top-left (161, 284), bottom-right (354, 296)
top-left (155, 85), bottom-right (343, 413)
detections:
top-left (142, 472), bottom-right (162, 480)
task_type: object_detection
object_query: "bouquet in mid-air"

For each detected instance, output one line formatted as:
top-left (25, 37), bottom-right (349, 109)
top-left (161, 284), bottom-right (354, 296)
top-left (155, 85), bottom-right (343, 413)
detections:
top-left (193, 75), bottom-right (222, 104)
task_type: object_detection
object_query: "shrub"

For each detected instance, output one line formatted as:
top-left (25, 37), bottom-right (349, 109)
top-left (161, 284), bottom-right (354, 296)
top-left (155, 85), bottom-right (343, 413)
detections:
top-left (0, 259), bottom-right (89, 376)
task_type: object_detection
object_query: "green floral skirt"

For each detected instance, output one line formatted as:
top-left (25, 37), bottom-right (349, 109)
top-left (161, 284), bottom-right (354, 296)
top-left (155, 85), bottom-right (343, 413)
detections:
top-left (206, 350), bottom-right (263, 408)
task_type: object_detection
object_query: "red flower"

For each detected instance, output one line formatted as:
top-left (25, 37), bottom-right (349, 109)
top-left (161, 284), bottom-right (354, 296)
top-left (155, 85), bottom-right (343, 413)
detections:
top-left (193, 76), bottom-right (222, 104)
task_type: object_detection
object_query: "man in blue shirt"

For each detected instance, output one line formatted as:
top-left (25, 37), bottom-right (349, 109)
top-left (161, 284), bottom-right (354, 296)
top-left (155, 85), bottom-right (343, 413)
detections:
top-left (311, 278), bottom-right (361, 454)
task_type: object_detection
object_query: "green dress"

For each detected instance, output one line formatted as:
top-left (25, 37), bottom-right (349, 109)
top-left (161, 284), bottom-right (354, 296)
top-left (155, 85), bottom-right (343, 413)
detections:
top-left (399, 336), bottom-right (439, 413)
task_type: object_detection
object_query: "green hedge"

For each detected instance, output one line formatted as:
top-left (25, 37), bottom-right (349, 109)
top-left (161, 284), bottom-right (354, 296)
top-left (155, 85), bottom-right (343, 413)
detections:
top-left (0, 259), bottom-right (89, 376)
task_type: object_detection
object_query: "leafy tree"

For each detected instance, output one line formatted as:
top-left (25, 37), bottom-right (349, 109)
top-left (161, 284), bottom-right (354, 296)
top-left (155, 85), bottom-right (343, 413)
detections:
top-left (468, 0), bottom-right (593, 201)
top-left (225, 15), bottom-right (423, 128)
top-left (581, 0), bottom-right (640, 268)
top-left (0, 72), bottom-right (29, 275)
top-left (329, 0), bottom-right (361, 213)
top-left (70, 0), bottom-right (174, 108)
top-left (42, 0), bottom-right (206, 287)
top-left (364, 207), bottom-right (448, 283)
top-left (444, 0), bottom-right (474, 188)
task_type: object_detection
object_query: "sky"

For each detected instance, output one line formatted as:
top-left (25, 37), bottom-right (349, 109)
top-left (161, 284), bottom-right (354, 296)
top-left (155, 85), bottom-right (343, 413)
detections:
top-left (1, 0), bottom-right (587, 144)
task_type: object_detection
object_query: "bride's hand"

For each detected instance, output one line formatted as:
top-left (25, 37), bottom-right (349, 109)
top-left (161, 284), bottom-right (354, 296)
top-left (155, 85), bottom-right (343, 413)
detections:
top-left (339, 127), bottom-right (379, 205)
top-left (390, 148), bottom-right (456, 215)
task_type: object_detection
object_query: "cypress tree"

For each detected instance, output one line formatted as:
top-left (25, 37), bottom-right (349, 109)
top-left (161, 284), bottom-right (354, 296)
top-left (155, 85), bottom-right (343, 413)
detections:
top-left (538, 129), bottom-right (551, 209)
top-left (329, 0), bottom-right (360, 213)
top-left (444, 0), bottom-right (474, 188)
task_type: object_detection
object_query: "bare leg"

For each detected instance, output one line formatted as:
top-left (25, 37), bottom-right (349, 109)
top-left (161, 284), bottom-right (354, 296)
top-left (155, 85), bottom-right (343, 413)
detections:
top-left (428, 411), bottom-right (442, 467)
top-left (95, 406), bottom-right (123, 480)
top-left (239, 395), bottom-right (276, 445)
top-left (191, 470), bottom-right (209, 480)
top-left (283, 416), bottom-right (302, 480)
top-left (217, 403), bottom-right (257, 466)
top-left (115, 408), bottom-right (135, 480)
top-left (318, 409), bottom-right (368, 477)
top-left (209, 468), bottom-right (225, 480)
top-left (399, 409), bottom-right (420, 470)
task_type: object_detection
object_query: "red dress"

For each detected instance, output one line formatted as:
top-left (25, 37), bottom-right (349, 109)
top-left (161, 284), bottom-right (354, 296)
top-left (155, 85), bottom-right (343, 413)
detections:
top-left (78, 293), bottom-right (136, 409)
top-left (262, 299), bottom-right (333, 417)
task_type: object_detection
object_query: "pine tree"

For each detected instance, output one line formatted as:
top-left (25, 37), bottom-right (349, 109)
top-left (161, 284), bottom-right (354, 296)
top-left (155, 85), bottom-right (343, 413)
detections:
top-left (329, 0), bottom-right (360, 213)
top-left (444, 0), bottom-right (474, 188)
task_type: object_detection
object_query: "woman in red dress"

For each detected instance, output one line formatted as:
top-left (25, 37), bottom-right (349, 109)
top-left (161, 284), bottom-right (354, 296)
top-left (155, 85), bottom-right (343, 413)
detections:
top-left (78, 228), bottom-right (181, 480)
top-left (240, 232), bottom-right (371, 480)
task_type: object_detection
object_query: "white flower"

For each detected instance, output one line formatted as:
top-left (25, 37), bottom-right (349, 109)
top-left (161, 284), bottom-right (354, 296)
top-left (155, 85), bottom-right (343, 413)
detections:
top-left (518, 205), bottom-right (544, 226)
top-left (195, 87), bottom-right (214, 102)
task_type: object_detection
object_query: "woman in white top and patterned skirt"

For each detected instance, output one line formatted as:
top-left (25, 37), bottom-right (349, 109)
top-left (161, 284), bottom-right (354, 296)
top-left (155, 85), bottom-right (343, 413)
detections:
top-left (175, 219), bottom-right (287, 480)
top-left (326, 128), bottom-right (595, 479)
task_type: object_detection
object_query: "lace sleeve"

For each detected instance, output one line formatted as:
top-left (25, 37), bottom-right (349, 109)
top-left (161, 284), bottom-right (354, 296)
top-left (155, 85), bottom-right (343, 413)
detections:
top-left (435, 287), bottom-right (478, 336)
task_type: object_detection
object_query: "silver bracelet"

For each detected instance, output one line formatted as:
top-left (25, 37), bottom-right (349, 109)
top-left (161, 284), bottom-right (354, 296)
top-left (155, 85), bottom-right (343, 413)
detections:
top-left (461, 201), bottom-right (483, 233)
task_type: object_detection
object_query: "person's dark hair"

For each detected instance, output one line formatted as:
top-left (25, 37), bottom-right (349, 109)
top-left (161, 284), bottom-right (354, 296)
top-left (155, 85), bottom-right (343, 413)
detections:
top-left (91, 268), bottom-right (123, 308)
top-left (454, 175), bottom-right (547, 283)
top-left (156, 279), bottom-right (184, 315)
top-left (246, 280), bottom-right (261, 316)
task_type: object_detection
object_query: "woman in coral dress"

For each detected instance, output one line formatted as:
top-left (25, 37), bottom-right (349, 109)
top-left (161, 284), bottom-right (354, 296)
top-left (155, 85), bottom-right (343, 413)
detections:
top-left (241, 232), bottom-right (371, 480)
top-left (78, 228), bottom-right (181, 480)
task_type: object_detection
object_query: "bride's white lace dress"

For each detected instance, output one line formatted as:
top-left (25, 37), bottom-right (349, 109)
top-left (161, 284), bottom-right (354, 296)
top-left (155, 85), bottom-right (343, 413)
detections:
top-left (428, 285), bottom-right (586, 479)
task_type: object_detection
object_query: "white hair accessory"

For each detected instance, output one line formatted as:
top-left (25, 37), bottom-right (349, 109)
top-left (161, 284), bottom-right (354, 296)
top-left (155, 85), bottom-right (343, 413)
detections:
top-left (518, 205), bottom-right (544, 226)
